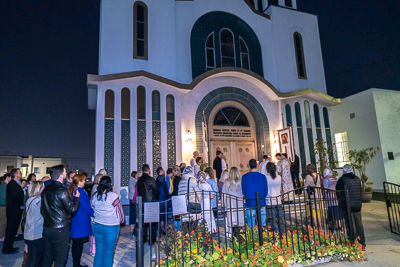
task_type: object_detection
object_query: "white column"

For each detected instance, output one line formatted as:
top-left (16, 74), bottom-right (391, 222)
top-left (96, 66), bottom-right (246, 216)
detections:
top-left (131, 86), bottom-right (138, 173)
top-left (114, 88), bottom-right (122, 194)
top-left (160, 92), bottom-right (168, 170)
top-left (146, 88), bottom-right (153, 169)
top-left (95, 86), bottom-right (105, 174)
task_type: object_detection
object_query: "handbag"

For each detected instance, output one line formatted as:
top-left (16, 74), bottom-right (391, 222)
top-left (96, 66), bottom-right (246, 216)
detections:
top-left (21, 197), bottom-right (36, 229)
top-left (187, 177), bottom-right (201, 214)
top-left (112, 197), bottom-right (126, 224)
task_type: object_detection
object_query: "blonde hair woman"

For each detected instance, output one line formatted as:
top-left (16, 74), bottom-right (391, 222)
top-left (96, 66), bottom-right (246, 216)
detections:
top-left (222, 167), bottom-right (245, 235)
top-left (24, 181), bottom-right (45, 267)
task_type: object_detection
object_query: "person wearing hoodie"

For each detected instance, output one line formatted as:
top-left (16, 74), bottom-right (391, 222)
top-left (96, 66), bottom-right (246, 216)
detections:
top-left (156, 167), bottom-right (170, 234)
top-left (336, 164), bottom-right (366, 251)
top-left (323, 168), bottom-right (340, 230)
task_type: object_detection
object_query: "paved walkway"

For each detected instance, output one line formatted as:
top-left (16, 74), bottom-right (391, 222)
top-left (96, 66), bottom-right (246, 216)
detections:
top-left (1, 200), bottom-right (399, 267)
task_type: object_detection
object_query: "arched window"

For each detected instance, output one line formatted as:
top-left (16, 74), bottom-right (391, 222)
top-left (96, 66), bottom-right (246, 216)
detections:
top-left (323, 107), bottom-right (333, 149)
top-left (285, 0), bottom-right (293, 7)
top-left (294, 32), bottom-right (307, 79)
top-left (121, 88), bottom-right (130, 120)
top-left (285, 104), bottom-right (292, 127)
top-left (105, 90), bottom-right (115, 119)
top-left (257, 0), bottom-right (264, 11)
top-left (206, 32), bottom-right (215, 70)
top-left (213, 107), bottom-right (249, 126)
top-left (313, 104), bottom-right (322, 139)
top-left (304, 101), bottom-right (315, 165)
top-left (323, 107), bottom-right (330, 128)
top-left (304, 100), bottom-right (311, 127)
top-left (152, 90), bottom-right (160, 120)
top-left (240, 37), bottom-right (250, 70)
top-left (220, 29), bottom-right (236, 67)
top-left (166, 95), bottom-right (175, 121)
top-left (133, 1), bottom-right (148, 60)
top-left (137, 86), bottom-right (146, 120)
top-left (294, 102), bottom-right (306, 173)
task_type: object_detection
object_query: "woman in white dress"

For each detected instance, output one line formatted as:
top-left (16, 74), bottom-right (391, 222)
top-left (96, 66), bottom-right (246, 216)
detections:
top-left (197, 172), bottom-right (217, 233)
top-left (222, 167), bottom-right (245, 235)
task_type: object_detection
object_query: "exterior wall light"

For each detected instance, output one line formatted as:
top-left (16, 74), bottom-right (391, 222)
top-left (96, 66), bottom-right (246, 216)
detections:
top-left (186, 130), bottom-right (193, 142)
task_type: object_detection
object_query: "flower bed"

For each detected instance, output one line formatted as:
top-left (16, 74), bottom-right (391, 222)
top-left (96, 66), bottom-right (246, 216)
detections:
top-left (158, 224), bottom-right (366, 267)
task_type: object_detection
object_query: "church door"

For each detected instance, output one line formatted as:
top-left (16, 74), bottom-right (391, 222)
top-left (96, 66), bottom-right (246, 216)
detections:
top-left (210, 141), bottom-right (255, 175)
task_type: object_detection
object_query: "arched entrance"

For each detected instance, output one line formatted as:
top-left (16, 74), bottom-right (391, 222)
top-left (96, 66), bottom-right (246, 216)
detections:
top-left (195, 87), bottom-right (270, 165)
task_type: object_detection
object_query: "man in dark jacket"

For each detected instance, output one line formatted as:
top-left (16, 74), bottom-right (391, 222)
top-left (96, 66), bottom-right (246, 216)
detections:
top-left (137, 164), bottom-right (159, 257)
top-left (41, 164), bottom-right (80, 267)
top-left (290, 152), bottom-right (301, 195)
top-left (336, 164), bottom-right (366, 251)
top-left (212, 150), bottom-right (225, 182)
top-left (2, 169), bottom-right (24, 254)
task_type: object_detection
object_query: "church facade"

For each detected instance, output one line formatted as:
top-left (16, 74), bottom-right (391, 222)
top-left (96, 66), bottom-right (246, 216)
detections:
top-left (87, 0), bottom-right (340, 196)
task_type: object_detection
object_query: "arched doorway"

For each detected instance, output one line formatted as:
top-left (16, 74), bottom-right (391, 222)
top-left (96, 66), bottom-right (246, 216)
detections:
top-left (195, 87), bottom-right (270, 165)
top-left (208, 102), bottom-right (257, 174)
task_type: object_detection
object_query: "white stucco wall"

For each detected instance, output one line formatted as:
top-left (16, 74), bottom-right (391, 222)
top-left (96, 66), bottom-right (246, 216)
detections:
top-left (0, 156), bottom-right (22, 176)
top-left (98, 0), bottom-right (326, 94)
top-left (332, 89), bottom-right (385, 190)
top-left (373, 89), bottom-right (400, 185)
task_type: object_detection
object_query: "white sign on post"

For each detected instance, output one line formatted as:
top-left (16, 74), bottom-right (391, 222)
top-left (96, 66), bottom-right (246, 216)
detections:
top-left (143, 202), bottom-right (160, 223)
top-left (172, 195), bottom-right (188, 216)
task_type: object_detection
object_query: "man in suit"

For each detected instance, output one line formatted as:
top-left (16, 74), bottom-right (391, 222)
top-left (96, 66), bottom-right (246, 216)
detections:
top-left (2, 168), bottom-right (24, 254)
top-left (212, 150), bottom-right (226, 182)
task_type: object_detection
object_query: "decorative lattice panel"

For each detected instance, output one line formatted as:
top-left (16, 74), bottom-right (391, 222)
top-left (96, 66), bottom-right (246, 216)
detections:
top-left (152, 121), bottom-right (161, 177)
top-left (137, 120), bottom-right (146, 171)
top-left (167, 121), bottom-right (176, 167)
top-left (121, 120), bottom-right (130, 186)
top-left (104, 119), bottom-right (114, 182)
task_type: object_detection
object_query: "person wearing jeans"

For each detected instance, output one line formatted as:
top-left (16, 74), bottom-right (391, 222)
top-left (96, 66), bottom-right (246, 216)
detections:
top-left (91, 176), bottom-right (121, 267)
top-left (24, 181), bottom-right (45, 267)
top-left (69, 174), bottom-right (94, 267)
top-left (241, 159), bottom-right (268, 228)
top-left (41, 165), bottom-right (80, 267)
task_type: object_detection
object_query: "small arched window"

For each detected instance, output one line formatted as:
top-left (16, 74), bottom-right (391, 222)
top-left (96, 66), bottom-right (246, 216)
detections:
top-left (152, 90), bottom-right (160, 120)
top-left (323, 107), bottom-right (330, 128)
top-left (240, 37), bottom-right (250, 70)
top-left (293, 32), bottom-right (307, 79)
top-left (213, 107), bottom-right (249, 126)
top-left (313, 104), bottom-right (321, 128)
top-left (105, 90), bottom-right (115, 119)
top-left (206, 32), bottom-right (215, 70)
top-left (121, 88), bottom-right (130, 120)
top-left (133, 1), bottom-right (148, 60)
top-left (166, 95), bottom-right (175, 122)
top-left (304, 100), bottom-right (311, 127)
top-left (220, 29), bottom-right (236, 67)
top-left (285, 104), bottom-right (292, 127)
top-left (137, 86), bottom-right (146, 120)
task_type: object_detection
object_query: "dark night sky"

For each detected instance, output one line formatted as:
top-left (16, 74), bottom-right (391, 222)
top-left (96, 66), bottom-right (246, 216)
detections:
top-left (0, 0), bottom-right (399, 160)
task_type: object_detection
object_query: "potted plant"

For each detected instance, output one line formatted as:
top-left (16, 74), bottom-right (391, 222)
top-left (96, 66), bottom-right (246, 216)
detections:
top-left (348, 147), bottom-right (380, 202)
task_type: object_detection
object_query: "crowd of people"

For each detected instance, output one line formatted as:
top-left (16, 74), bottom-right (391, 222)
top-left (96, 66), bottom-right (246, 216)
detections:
top-left (0, 149), bottom-right (367, 266)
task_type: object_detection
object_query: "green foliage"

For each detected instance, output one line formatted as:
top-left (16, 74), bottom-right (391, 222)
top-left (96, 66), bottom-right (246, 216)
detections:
top-left (348, 147), bottom-right (380, 192)
top-left (158, 226), bottom-right (366, 267)
top-left (313, 138), bottom-right (338, 177)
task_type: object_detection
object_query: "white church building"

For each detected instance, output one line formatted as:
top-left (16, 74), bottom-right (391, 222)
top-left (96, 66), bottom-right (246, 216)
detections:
top-left (87, 0), bottom-right (341, 196)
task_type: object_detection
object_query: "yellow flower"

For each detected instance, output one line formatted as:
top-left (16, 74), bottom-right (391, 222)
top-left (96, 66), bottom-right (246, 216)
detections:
top-left (278, 256), bottom-right (284, 263)
top-left (192, 249), bottom-right (198, 254)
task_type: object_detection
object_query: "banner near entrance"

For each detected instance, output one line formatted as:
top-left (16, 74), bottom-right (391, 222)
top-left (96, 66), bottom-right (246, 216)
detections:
top-left (277, 127), bottom-right (295, 162)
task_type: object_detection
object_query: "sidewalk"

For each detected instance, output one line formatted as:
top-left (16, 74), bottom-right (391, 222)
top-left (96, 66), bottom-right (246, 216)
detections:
top-left (0, 200), bottom-right (399, 267)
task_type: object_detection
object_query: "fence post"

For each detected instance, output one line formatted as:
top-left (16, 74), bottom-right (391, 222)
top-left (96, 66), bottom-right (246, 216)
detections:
top-left (255, 192), bottom-right (263, 246)
top-left (136, 196), bottom-right (144, 267)
top-left (383, 182), bottom-right (393, 233)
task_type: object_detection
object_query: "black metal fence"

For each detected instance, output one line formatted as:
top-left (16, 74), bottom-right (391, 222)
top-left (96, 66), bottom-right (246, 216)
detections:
top-left (383, 182), bottom-right (400, 234)
top-left (134, 187), bottom-right (354, 267)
